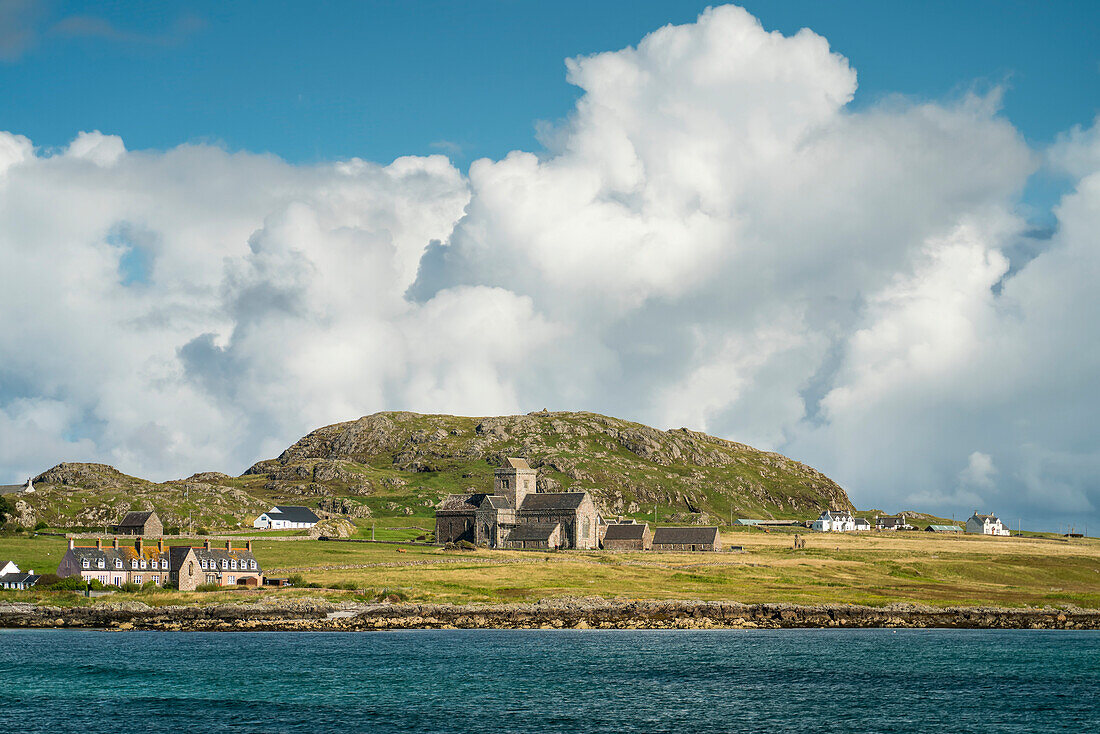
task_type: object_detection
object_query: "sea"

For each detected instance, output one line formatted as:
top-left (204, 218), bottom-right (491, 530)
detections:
top-left (1, 628), bottom-right (1097, 733)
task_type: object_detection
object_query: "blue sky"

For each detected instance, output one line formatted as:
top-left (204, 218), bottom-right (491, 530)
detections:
top-left (2, 2), bottom-right (1100, 529)
top-left (3, 1), bottom-right (1098, 164)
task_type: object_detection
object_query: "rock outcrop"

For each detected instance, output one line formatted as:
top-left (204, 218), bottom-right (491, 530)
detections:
top-left (1, 599), bottom-right (1096, 632)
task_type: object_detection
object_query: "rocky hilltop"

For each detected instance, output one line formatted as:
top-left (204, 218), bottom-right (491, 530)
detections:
top-left (14, 411), bottom-right (851, 529)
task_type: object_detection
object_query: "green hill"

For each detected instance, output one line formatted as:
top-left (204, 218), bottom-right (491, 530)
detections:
top-left (12, 410), bottom-right (852, 530)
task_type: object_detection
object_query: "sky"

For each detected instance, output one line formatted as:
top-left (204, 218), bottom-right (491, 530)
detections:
top-left (1, 1), bottom-right (1099, 531)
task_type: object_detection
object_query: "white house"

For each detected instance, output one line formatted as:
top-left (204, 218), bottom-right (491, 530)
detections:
top-left (853, 517), bottom-right (872, 531)
top-left (0, 561), bottom-right (20, 575)
top-left (966, 512), bottom-right (1009, 536)
top-left (812, 509), bottom-right (855, 532)
top-left (253, 506), bottom-right (320, 530)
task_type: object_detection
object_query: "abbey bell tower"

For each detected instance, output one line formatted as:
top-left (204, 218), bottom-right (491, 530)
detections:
top-left (494, 457), bottom-right (537, 508)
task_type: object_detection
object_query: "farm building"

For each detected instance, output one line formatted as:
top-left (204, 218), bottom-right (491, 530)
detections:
top-left (650, 526), bottom-right (722, 552)
top-left (111, 510), bottom-right (163, 537)
top-left (965, 512), bottom-right (1009, 536)
top-left (926, 524), bottom-right (964, 533)
top-left (0, 561), bottom-right (39, 589)
top-left (812, 509), bottom-right (855, 532)
top-left (602, 522), bottom-right (653, 550)
top-left (253, 506), bottom-right (320, 530)
top-left (876, 514), bottom-right (914, 531)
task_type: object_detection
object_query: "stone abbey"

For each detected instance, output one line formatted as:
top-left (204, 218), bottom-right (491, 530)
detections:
top-left (435, 458), bottom-right (600, 550)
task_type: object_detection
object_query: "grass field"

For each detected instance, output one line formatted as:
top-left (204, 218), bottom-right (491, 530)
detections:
top-left (2, 528), bottom-right (1099, 609)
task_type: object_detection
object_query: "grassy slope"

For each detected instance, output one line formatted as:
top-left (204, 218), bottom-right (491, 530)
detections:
top-left (15, 411), bottom-right (855, 530)
top-left (3, 530), bottom-right (1098, 609)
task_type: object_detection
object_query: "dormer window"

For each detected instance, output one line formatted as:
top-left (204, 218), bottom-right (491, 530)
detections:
top-left (250, 560), bottom-right (256, 570)
top-left (82, 559), bottom-right (90, 569)
top-left (131, 560), bottom-right (138, 569)
top-left (115, 559), bottom-right (123, 569)
top-left (231, 559), bottom-right (237, 570)
top-left (221, 559), bottom-right (228, 569)
top-left (140, 559), bottom-right (147, 569)
top-left (97, 559), bottom-right (104, 569)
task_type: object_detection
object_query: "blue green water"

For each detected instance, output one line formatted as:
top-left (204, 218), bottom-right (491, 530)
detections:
top-left (1, 629), bottom-right (1097, 732)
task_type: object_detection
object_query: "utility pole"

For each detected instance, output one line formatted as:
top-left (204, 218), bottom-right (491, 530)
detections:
top-left (371, 524), bottom-right (375, 541)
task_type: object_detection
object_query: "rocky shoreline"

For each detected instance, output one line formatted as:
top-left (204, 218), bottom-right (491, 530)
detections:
top-left (1, 598), bottom-right (1098, 631)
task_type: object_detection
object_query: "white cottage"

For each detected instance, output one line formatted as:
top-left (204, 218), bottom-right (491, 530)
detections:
top-left (812, 509), bottom-right (855, 532)
top-left (965, 512), bottom-right (1009, 536)
top-left (253, 506), bottom-right (320, 530)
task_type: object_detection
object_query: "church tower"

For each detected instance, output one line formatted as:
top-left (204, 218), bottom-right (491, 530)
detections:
top-left (494, 457), bottom-right (537, 508)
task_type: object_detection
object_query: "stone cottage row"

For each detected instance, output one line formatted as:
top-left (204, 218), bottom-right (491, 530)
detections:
top-left (56, 537), bottom-right (263, 591)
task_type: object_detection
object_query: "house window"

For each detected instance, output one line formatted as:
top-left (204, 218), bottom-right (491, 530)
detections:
top-left (115, 559), bottom-right (123, 569)
top-left (82, 559), bottom-right (90, 569)
top-left (228, 576), bottom-right (235, 584)
top-left (151, 575), bottom-right (159, 584)
top-left (140, 559), bottom-right (147, 569)
top-left (200, 559), bottom-right (207, 569)
top-left (250, 560), bottom-right (256, 570)
top-left (134, 575), bottom-right (142, 584)
top-left (221, 559), bottom-right (228, 569)
top-left (231, 559), bottom-right (237, 570)
top-left (188, 561), bottom-right (194, 575)
top-left (97, 559), bottom-right (105, 569)
top-left (131, 560), bottom-right (138, 569)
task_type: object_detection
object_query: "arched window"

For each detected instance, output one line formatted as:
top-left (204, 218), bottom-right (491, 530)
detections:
top-left (188, 561), bottom-right (194, 575)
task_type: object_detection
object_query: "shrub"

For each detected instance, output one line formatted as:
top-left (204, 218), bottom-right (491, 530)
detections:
top-left (141, 580), bottom-right (161, 591)
top-left (287, 574), bottom-right (306, 586)
top-left (165, 526), bottom-right (181, 535)
top-left (34, 521), bottom-right (49, 531)
top-left (49, 576), bottom-right (103, 591)
top-left (119, 582), bottom-right (141, 593)
top-left (458, 540), bottom-right (476, 550)
top-left (36, 573), bottom-right (61, 587)
top-left (195, 527), bottom-right (209, 536)
top-left (334, 581), bottom-right (359, 591)
top-left (194, 583), bottom-right (221, 592)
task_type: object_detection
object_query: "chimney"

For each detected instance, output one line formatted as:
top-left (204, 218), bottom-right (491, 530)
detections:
top-left (135, 537), bottom-right (143, 554)
top-left (157, 539), bottom-right (164, 553)
top-left (203, 540), bottom-right (210, 550)
top-left (95, 539), bottom-right (102, 550)
top-left (226, 540), bottom-right (232, 552)
top-left (112, 537), bottom-right (119, 550)
top-left (68, 538), bottom-right (75, 550)
top-left (245, 540), bottom-right (252, 553)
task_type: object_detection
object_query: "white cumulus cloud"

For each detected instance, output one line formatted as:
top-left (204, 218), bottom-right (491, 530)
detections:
top-left (1, 5), bottom-right (1098, 531)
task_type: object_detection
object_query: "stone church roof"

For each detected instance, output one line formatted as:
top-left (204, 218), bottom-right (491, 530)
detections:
top-left (438, 493), bottom-right (489, 511)
top-left (503, 457), bottom-right (532, 470)
top-left (505, 523), bottom-right (559, 542)
top-left (519, 492), bottom-right (588, 511)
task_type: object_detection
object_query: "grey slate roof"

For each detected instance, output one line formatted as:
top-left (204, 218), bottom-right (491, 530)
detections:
top-left (519, 492), bottom-right (588, 511)
top-left (116, 511), bottom-right (156, 528)
top-left (0, 572), bottom-right (40, 587)
top-left (68, 545), bottom-right (170, 569)
top-left (486, 496), bottom-right (513, 510)
top-left (170, 545), bottom-right (260, 572)
top-left (268, 506), bottom-right (320, 523)
top-left (505, 523), bottom-right (559, 541)
top-left (503, 457), bottom-right (531, 470)
top-left (651, 527), bottom-right (720, 545)
top-left (439, 493), bottom-right (489, 511)
top-left (603, 524), bottom-right (648, 541)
